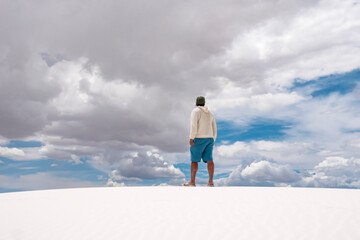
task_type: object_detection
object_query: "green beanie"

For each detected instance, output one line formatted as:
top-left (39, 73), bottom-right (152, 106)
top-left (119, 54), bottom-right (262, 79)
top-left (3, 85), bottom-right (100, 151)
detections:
top-left (196, 96), bottom-right (205, 106)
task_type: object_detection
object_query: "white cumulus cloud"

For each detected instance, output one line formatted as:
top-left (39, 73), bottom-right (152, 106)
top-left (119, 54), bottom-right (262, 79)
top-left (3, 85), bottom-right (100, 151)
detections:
top-left (0, 147), bottom-right (25, 158)
top-left (241, 161), bottom-right (300, 183)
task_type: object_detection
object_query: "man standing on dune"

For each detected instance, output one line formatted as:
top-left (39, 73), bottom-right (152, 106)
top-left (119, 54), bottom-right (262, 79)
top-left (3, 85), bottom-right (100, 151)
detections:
top-left (184, 96), bottom-right (217, 187)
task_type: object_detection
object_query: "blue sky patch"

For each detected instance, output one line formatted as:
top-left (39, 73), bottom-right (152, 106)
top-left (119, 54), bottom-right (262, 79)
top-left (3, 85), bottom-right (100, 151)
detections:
top-left (3, 140), bottom-right (44, 148)
top-left (216, 118), bottom-right (292, 144)
top-left (292, 68), bottom-right (360, 98)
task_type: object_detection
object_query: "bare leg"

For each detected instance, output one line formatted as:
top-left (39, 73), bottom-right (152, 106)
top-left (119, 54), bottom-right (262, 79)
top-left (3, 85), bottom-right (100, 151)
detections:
top-left (207, 161), bottom-right (214, 185)
top-left (189, 162), bottom-right (198, 185)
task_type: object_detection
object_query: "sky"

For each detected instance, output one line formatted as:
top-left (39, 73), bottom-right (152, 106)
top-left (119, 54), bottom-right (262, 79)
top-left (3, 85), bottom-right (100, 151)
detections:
top-left (1, 0), bottom-right (360, 192)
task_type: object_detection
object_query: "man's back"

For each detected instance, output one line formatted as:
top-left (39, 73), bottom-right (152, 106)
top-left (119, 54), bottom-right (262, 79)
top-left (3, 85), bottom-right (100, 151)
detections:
top-left (189, 106), bottom-right (217, 141)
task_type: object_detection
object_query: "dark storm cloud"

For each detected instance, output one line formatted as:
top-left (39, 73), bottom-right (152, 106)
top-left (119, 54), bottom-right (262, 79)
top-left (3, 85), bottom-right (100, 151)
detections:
top-left (2, 0), bottom-right (319, 84)
top-left (0, 0), bottom-right (320, 158)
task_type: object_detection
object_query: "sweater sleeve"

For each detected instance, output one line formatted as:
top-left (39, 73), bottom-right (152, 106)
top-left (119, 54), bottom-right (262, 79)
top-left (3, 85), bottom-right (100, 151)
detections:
top-left (212, 116), bottom-right (217, 142)
top-left (189, 109), bottom-right (198, 139)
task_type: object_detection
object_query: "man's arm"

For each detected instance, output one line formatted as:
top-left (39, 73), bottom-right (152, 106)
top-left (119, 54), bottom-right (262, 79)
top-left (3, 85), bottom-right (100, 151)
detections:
top-left (212, 116), bottom-right (217, 142)
top-left (189, 110), bottom-right (198, 145)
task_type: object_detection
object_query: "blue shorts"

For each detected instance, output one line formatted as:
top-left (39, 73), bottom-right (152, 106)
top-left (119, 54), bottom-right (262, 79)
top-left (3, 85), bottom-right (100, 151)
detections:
top-left (190, 138), bottom-right (214, 163)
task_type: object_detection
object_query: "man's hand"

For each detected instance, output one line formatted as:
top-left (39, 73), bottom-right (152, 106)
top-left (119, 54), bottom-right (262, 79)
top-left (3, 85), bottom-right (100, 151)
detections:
top-left (189, 139), bottom-right (195, 146)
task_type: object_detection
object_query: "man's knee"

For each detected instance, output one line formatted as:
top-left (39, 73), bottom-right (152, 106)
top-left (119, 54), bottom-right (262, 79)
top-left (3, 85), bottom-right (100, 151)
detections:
top-left (191, 162), bottom-right (198, 168)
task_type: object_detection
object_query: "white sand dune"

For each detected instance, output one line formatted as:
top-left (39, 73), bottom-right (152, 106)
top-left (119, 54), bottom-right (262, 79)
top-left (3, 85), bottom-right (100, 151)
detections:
top-left (1, 187), bottom-right (360, 240)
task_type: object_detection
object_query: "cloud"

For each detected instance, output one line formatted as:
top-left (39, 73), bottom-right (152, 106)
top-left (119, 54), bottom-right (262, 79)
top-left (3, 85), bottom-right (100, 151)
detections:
top-left (70, 154), bottom-right (83, 165)
top-left (81, 149), bottom-right (185, 185)
top-left (298, 156), bottom-right (360, 188)
top-left (216, 141), bottom-right (251, 158)
top-left (0, 137), bottom-right (8, 145)
top-left (214, 146), bottom-right (360, 188)
top-left (0, 146), bottom-right (46, 161)
top-left (0, 147), bottom-right (25, 158)
top-left (219, 0), bottom-right (360, 88)
top-left (105, 179), bottom-right (126, 187)
top-left (208, 77), bottom-right (305, 114)
top-left (0, 52), bottom-right (59, 139)
top-left (314, 156), bottom-right (349, 169)
top-left (40, 58), bottom-right (191, 152)
top-left (241, 161), bottom-right (300, 183)
top-left (38, 137), bottom-right (103, 161)
top-left (216, 160), bottom-right (300, 186)
top-left (0, 0), bottom-right (325, 153)
top-left (214, 140), bottom-right (322, 169)
top-left (109, 151), bottom-right (184, 181)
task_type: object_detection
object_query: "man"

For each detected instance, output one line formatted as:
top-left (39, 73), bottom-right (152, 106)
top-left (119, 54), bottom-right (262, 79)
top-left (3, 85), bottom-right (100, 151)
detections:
top-left (183, 96), bottom-right (217, 187)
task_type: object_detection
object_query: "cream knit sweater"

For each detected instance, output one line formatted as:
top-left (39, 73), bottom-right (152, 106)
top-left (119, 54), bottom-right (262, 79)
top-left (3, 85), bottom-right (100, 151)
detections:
top-left (189, 106), bottom-right (217, 141)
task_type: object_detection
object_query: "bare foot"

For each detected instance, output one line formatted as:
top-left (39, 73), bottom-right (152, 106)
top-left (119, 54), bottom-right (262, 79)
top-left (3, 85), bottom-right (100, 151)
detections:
top-left (207, 182), bottom-right (214, 187)
top-left (183, 182), bottom-right (196, 187)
